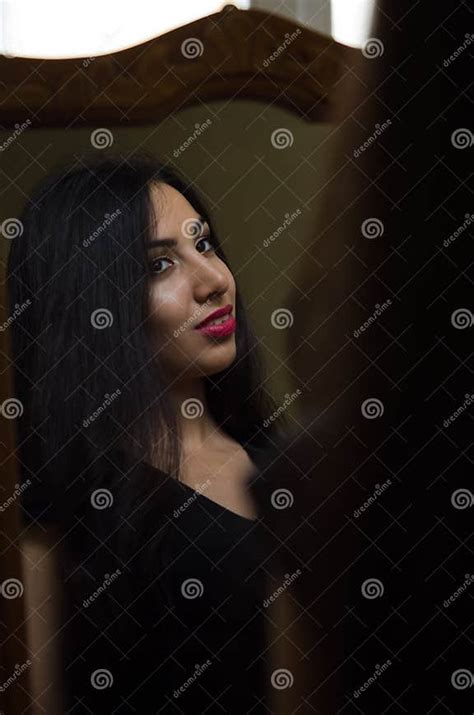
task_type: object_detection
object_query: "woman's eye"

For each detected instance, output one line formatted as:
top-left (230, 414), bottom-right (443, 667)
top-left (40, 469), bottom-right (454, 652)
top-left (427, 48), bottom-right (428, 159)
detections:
top-left (196, 235), bottom-right (215, 253)
top-left (149, 236), bottom-right (215, 276)
top-left (149, 257), bottom-right (173, 275)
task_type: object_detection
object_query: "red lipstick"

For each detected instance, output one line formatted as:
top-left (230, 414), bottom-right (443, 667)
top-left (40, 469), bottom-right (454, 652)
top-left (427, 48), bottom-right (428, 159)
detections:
top-left (194, 304), bottom-right (236, 338)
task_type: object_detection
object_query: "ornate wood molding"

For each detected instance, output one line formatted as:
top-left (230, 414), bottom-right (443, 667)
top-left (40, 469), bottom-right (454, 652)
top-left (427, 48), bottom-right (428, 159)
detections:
top-left (0, 6), bottom-right (359, 128)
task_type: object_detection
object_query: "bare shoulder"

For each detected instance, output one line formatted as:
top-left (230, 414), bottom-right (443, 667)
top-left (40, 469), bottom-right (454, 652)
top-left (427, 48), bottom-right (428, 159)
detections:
top-left (19, 524), bottom-right (65, 714)
top-left (202, 433), bottom-right (256, 475)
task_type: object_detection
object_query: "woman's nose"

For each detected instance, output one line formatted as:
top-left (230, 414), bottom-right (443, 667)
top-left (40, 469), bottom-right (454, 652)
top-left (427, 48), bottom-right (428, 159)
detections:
top-left (190, 255), bottom-right (229, 300)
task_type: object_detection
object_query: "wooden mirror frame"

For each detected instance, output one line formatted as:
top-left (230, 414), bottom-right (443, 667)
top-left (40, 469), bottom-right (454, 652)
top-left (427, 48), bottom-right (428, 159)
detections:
top-left (0, 6), bottom-right (359, 127)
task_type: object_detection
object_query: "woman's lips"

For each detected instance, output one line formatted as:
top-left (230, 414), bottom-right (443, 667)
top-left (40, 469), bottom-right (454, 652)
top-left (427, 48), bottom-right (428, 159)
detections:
top-left (194, 315), bottom-right (236, 338)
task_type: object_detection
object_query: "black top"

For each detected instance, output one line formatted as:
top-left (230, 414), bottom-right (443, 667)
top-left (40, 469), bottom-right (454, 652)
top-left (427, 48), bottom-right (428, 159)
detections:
top-left (19, 442), bottom-right (273, 714)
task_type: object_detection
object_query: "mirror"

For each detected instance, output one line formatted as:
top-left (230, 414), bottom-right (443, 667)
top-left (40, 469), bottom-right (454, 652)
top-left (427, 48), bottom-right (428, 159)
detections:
top-left (1, 6), bottom-right (358, 713)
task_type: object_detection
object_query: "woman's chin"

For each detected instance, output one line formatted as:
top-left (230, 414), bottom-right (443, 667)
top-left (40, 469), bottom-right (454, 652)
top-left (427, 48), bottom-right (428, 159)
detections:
top-left (197, 343), bottom-right (237, 375)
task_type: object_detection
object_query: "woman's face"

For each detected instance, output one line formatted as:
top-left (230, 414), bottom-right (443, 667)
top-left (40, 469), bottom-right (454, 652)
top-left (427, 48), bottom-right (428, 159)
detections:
top-left (147, 182), bottom-right (237, 379)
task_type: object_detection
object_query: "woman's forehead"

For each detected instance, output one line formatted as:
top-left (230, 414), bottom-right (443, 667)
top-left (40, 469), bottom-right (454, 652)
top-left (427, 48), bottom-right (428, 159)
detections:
top-left (150, 182), bottom-right (205, 238)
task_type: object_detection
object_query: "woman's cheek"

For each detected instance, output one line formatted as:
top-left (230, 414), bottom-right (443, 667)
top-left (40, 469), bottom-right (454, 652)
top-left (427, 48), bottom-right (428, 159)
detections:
top-left (149, 284), bottom-right (186, 336)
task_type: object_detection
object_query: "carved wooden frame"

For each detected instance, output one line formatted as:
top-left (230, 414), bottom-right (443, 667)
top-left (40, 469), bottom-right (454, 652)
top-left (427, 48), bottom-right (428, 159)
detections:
top-left (0, 6), bottom-right (359, 128)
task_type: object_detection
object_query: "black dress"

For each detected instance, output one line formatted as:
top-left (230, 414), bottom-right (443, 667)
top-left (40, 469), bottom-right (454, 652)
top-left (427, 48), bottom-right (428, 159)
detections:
top-left (19, 442), bottom-right (273, 714)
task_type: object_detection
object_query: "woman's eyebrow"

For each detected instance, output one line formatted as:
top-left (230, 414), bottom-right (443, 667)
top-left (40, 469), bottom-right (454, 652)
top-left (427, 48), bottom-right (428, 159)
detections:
top-left (147, 216), bottom-right (209, 249)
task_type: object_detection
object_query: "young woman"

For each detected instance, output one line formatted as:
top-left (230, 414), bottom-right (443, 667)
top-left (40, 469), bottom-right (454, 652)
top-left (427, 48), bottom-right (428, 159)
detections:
top-left (7, 154), bottom-right (286, 713)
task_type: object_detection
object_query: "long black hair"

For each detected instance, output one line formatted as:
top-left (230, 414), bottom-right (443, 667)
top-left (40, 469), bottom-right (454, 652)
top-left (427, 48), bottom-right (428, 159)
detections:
top-left (6, 152), bottom-right (286, 564)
